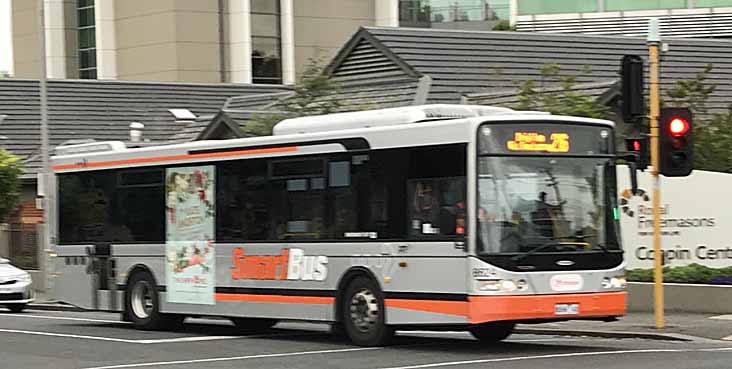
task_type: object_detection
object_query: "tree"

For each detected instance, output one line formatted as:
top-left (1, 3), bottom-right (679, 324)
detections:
top-left (0, 149), bottom-right (23, 222)
top-left (515, 64), bottom-right (608, 119)
top-left (492, 19), bottom-right (515, 31)
top-left (247, 58), bottom-right (342, 136)
top-left (662, 64), bottom-right (732, 173)
top-left (691, 105), bottom-right (732, 173)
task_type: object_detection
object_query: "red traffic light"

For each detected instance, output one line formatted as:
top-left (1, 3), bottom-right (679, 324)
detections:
top-left (632, 140), bottom-right (641, 151)
top-left (669, 117), bottom-right (689, 137)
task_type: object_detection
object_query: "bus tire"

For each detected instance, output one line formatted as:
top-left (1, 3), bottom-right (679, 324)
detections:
top-left (125, 271), bottom-right (169, 330)
top-left (468, 321), bottom-right (515, 342)
top-left (5, 304), bottom-right (26, 313)
top-left (342, 276), bottom-right (394, 346)
top-left (230, 317), bottom-right (277, 332)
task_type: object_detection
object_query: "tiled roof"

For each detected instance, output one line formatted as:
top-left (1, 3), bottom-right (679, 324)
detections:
top-left (326, 27), bottom-right (732, 115)
top-left (0, 79), bottom-right (288, 178)
top-left (463, 80), bottom-right (620, 107)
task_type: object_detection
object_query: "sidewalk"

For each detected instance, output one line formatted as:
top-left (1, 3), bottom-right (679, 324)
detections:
top-left (518, 312), bottom-right (732, 342)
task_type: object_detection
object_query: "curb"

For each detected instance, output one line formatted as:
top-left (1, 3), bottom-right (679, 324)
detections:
top-left (27, 302), bottom-right (85, 312)
top-left (516, 327), bottom-right (694, 342)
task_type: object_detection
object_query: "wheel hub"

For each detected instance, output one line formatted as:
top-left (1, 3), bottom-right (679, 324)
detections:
top-left (349, 288), bottom-right (379, 332)
top-left (131, 281), bottom-right (153, 319)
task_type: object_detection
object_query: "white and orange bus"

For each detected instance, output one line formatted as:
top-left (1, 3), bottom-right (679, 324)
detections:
top-left (51, 105), bottom-right (628, 346)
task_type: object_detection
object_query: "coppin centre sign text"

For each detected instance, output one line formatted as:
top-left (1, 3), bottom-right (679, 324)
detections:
top-left (617, 167), bottom-right (732, 269)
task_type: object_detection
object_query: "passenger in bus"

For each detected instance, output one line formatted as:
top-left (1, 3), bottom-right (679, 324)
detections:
top-left (411, 181), bottom-right (441, 236)
top-left (531, 191), bottom-right (554, 238)
top-left (440, 200), bottom-right (466, 236)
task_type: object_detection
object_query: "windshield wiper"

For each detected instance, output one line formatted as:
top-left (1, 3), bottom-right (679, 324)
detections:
top-left (511, 241), bottom-right (577, 263)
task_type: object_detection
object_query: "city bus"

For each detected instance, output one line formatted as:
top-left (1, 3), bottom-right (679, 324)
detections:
top-left (50, 104), bottom-right (630, 346)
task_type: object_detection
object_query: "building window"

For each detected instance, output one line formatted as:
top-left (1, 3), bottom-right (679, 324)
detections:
top-left (251, 0), bottom-right (282, 84)
top-left (77, 0), bottom-right (97, 79)
top-left (605, 0), bottom-right (686, 11)
top-left (399, 0), bottom-right (510, 27)
top-left (517, 0), bottom-right (598, 15)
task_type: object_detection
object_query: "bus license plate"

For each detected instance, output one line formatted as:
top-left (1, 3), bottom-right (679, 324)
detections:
top-left (555, 303), bottom-right (579, 315)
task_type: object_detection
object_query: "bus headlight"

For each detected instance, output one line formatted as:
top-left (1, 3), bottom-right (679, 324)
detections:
top-left (602, 276), bottom-right (627, 289)
top-left (479, 279), bottom-right (527, 292)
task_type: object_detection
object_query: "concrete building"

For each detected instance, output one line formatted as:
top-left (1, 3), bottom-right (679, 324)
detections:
top-left (10, 0), bottom-right (403, 84)
top-left (513, 0), bottom-right (732, 38)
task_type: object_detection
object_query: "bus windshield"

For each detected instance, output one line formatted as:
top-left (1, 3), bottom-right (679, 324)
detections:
top-left (477, 156), bottom-right (619, 255)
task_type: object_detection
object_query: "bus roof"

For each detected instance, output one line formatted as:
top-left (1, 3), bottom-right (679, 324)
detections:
top-left (51, 105), bottom-right (614, 173)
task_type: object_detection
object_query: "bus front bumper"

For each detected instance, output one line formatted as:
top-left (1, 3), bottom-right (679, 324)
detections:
top-left (468, 291), bottom-right (626, 324)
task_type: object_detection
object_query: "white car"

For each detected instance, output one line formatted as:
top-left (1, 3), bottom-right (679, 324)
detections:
top-left (0, 257), bottom-right (34, 312)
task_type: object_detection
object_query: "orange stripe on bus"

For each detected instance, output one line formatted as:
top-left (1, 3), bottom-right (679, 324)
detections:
top-left (384, 292), bottom-right (627, 323)
top-left (467, 292), bottom-right (627, 324)
top-left (385, 299), bottom-right (469, 317)
top-left (51, 146), bottom-right (298, 171)
top-left (214, 293), bottom-right (335, 305)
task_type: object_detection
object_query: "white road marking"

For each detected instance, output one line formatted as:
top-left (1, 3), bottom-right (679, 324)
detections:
top-left (81, 347), bottom-right (382, 369)
top-left (0, 314), bottom-right (129, 324)
top-left (709, 315), bottom-right (732, 320)
top-left (134, 336), bottom-right (240, 344)
top-left (376, 349), bottom-right (696, 369)
top-left (0, 327), bottom-right (303, 344)
top-left (0, 328), bottom-right (139, 343)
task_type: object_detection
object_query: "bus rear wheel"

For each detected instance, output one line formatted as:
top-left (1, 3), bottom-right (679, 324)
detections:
top-left (125, 271), bottom-right (183, 330)
top-left (342, 276), bottom-right (394, 346)
top-left (5, 304), bottom-right (26, 313)
top-left (469, 321), bottom-right (515, 342)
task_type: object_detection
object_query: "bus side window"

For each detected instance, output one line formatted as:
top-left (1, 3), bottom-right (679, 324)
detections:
top-left (406, 144), bottom-right (467, 238)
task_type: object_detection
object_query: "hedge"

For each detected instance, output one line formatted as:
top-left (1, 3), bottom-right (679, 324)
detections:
top-left (627, 263), bottom-right (732, 285)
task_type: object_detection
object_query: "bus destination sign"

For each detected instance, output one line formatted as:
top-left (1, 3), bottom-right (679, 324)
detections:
top-left (506, 132), bottom-right (570, 153)
top-left (479, 123), bottom-right (612, 155)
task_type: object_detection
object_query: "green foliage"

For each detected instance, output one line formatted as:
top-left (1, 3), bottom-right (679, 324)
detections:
top-left (515, 64), bottom-right (608, 119)
top-left (694, 105), bottom-right (732, 173)
top-left (664, 64), bottom-right (715, 117)
top-left (662, 64), bottom-right (732, 173)
top-left (627, 263), bottom-right (732, 284)
top-left (247, 58), bottom-right (342, 136)
top-left (0, 149), bottom-right (23, 222)
top-left (492, 19), bottom-right (515, 31)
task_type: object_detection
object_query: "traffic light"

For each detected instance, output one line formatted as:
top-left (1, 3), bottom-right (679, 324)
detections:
top-left (620, 55), bottom-right (644, 123)
top-left (659, 107), bottom-right (693, 177)
top-left (625, 137), bottom-right (648, 171)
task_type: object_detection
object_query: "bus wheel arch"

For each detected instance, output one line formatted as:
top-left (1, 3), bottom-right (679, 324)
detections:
top-left (336, 267), bottom-right (394, 346)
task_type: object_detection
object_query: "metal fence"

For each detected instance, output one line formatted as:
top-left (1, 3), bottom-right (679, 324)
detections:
top-left (7, 224), bottom-right (39, 270)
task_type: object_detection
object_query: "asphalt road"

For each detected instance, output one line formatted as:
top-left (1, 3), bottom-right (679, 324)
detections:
top-left (1, 308), bottom-right (732, 369)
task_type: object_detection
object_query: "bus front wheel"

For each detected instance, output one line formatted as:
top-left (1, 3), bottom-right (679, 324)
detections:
top-left (469, 321), bottom-right (515, 342)
top-left (125, 271), bottom-right (183, 330)
top-left (342, 276), bottom-right (394, 346)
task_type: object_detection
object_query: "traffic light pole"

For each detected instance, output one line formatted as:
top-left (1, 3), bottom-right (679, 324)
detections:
top-left (647, 19), bottom-right (664, 329)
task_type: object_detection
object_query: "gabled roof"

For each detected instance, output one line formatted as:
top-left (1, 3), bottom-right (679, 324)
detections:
top-left (0, 79), bottom-right (288, 177)
top-left (463, 80), bottom-right (620, 107)
top-left (327, 27), bottom-right (732, 114)
top-left (169, 109), bottom-right (287, 142)
top-left (224, 91), bottom-right (295, 110)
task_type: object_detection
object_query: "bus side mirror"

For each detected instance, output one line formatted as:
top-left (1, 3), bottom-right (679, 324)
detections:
top-left (628, 161), bottom-right (638, 195)
top-left (618, 153), bottom-right (639, 195)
